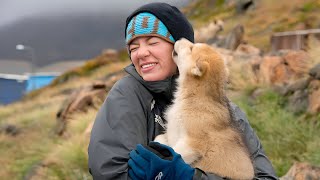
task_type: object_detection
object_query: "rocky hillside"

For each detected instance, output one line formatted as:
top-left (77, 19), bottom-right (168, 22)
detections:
top-left (184, 0), bottom-right (320, 51)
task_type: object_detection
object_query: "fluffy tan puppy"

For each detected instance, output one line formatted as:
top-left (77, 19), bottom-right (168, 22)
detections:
top-left (155, 38), bottom-right (254, 179)
top-left (194, 19), bottom-right (224, 43)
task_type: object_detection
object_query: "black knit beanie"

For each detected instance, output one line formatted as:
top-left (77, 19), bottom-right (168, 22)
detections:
top-left (125, 3), bottom-right (194, 45)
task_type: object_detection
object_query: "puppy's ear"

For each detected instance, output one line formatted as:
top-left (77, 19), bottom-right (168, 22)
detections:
top-left (191, 60), bottom-right (208, 77)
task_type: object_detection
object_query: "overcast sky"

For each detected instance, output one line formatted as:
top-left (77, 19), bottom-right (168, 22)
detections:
top-left (0, 0), bottom-right (191, 27)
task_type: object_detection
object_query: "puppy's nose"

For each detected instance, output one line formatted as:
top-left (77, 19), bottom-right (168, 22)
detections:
top-left (172, 49), bottom-right (178, 57)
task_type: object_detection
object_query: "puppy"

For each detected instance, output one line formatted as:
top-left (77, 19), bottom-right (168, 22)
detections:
top-left (155, 38), bottom-right (254, 179)
top-left (194, 19), bottom-right (224, 43)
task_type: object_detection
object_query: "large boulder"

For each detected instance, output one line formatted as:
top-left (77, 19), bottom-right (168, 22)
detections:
top-left (222, 24), bottom-right (245, 50)
top-left (308, 79), bottom-right (320, 114)
top-left (309, 63), bottom-right (320, 80)
top-left (55, 70), bottom-right (125, 136)
top-left (259, 56), bottom-right (285, 84)
top-left (281, 162), bottom-right (320, 180)
top-left (234, 43), bottom-right (262, 58)
top-left (259, 50), bottom-right (311, 85)
top-left (55, 82), bottom-right (107, 135)
top-left (287, 89), bottom-right (309, 114)
top-left (283, 50), bottom-right (311, 76)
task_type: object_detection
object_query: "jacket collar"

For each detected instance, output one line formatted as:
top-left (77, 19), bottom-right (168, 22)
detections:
top-left (124, 64), bottom-right (177, 100)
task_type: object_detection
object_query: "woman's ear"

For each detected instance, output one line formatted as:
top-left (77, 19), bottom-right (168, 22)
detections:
top-left (191, 60), bottom-right (208, 77)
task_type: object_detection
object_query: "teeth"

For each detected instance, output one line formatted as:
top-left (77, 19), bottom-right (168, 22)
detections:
top-left (142, 63), bottom-right (156, 69)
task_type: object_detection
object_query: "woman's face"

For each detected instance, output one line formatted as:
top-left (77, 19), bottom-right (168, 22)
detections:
top-left (129, 36), bottom-right (177, 81)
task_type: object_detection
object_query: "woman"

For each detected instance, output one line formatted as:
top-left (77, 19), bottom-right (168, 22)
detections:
top-left (88, 2), bottom-right (278, 180)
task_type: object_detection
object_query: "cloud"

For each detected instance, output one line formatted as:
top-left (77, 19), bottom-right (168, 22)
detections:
top-left (0, 0), bottom-right (190, 27)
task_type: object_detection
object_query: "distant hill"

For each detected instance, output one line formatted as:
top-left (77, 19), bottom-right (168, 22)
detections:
top-left (0, 60), bottom-right (30, 74)
top-left (0, 14), bottom-right (126, 67)
top-left (0, 59), bottom-right (86, 75)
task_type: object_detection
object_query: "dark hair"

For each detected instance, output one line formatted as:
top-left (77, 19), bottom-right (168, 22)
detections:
top-left (125, 2), bottom-right (194, 43)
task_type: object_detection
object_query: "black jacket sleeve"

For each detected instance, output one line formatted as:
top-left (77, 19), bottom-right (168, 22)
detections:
top-left (193, 103), bottom-right (279, 180)
top-left (88, 76), bottom-right (153, 180)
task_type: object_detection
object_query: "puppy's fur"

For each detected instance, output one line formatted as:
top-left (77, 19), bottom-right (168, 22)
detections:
top-left (155, 38), bottom-right (254, 179)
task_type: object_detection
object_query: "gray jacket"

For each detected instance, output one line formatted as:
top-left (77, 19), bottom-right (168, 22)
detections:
top-left (88, 64), bottom-right (278, 180)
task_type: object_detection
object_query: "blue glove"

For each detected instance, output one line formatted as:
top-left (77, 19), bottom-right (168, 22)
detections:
top-left (128, 141), bottom-right (195, 180)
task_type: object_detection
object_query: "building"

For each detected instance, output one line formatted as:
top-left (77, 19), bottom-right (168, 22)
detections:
top-left (26, 73), bottom-right (60, 92)
top-left (0, 74), bottom-right (28, 105)
top-left (271, 29), bottom-right (320, 52)
top-left (0, 60), bottom-right (85, 104)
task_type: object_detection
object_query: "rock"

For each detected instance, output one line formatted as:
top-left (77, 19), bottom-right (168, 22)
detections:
top-left (101, 49), bottom-right (119, 61)
top-left (55, 70), bottom-right (126, 136)
top-left (308, 80), bottom-right (320, 114)
top-left (283, 50), bottom-right (311, 76)
top-left (249, 56), bottom-right (263, 82)
top-left (236, 0), bottom-right (256, 14)
top-left (55, 86), bottom-right (106, 136)
top-left (280, 162), bottom-right (320, 180)
top-left (222, 24), bottom-right (245, 50)
top-left (234, 44), bottom-right (262, 57)
top-left (309, 79), bottom-right (320, 90)
top-left (259, 50), bottom-right (311, 85)
top-left (0, 124), bottom-right (20, 136)
top-left (272, 63), bottom-right (290, 84)
top-left (259, 56), bottom-right (284, 84)
top-left (273, 85), bottom-right (288, 96)
top-left (250, 88), bottom-right (267, 100)
top-left (288, 89), bottom-right (309, 114)
top-left (279, 77), bottom-right (312, 96)
top-left (309, 63), bottom-right (320, 80)
top-left (308, 88), bottom-right (320, 114)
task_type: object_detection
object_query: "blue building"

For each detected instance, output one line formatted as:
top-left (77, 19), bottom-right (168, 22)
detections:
top-left (0, 60), bottom-right (83, 105)
top-left (0, 74), bottom-right (28, 105)
top-left (0, 73), bottom-right (59, 105)
top-left (26, 73), bottom-right (59, 92)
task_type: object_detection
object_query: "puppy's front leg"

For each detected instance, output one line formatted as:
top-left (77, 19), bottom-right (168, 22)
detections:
top-left (173, 139), bottom-right (200, 165)
top-left (154, 133), bottom-right (168, 145)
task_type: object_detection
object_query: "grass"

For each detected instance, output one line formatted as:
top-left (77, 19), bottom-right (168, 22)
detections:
top-left (0, 53), bottom-right (132, 179)
top-left (0, 58), bottom-right (128, 179)
top-left (231, 89), bottom-right (320, 176)
top-left (225, 30), bottom-right (320, 177)
top-left (37, 110), bottom-right (97, 180)
top-left (0, 97), bottom-right (61, 179)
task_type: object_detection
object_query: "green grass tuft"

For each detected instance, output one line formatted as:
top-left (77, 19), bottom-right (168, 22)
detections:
top-left (232, 89), bottom-right (320, 176)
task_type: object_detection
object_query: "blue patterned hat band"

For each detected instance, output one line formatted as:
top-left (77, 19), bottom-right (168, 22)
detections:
top-left (126, 12), bottom-right (175, 45)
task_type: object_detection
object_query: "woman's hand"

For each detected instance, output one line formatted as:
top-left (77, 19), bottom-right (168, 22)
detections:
top-left (128, 141), bottom-right (195, 180)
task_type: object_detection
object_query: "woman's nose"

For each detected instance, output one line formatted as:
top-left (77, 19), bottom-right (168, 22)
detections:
top-left (136, 45), bottom-right (150, 58)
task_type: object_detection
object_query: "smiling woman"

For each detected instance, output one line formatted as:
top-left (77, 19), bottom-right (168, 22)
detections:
top-left (88, 2), bottom-right (278, 180)
top-left (129, 36), bottom-right (176, 81)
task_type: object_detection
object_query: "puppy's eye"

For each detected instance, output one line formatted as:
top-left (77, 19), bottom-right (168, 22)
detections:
top-left (173, 49), bottom-right (178, 56)
top-left (190, 46), bottom-right (193, 51)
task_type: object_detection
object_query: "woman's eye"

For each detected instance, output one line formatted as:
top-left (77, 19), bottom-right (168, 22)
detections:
top-left (149, 42), bottom-right (158, 45)
top-left (130, 47), bottom-right (138, 52)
